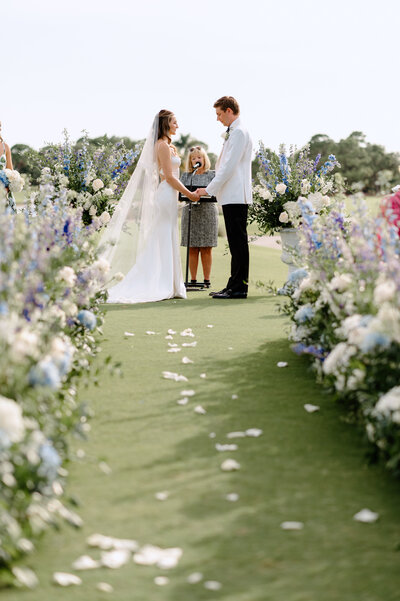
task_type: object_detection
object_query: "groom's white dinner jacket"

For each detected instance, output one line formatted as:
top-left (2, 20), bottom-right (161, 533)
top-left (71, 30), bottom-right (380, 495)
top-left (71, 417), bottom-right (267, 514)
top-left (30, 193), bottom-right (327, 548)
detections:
top-left (206, 117), bottom-right (253, 206)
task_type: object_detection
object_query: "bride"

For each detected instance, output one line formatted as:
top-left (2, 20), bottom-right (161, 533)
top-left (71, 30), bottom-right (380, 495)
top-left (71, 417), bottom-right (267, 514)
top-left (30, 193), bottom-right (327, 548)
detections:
top-left (100, 110), bottom-right (198, 304)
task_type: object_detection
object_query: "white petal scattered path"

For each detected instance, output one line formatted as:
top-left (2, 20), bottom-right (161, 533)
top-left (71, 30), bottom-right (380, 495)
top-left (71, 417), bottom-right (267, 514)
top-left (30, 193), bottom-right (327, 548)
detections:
top-left (353, 508), bottom-right (379, 523)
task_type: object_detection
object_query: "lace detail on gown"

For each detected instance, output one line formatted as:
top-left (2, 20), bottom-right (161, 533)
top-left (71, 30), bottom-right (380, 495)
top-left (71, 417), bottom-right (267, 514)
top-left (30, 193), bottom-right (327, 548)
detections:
top-left (107, 155), bottom-right (186, 304)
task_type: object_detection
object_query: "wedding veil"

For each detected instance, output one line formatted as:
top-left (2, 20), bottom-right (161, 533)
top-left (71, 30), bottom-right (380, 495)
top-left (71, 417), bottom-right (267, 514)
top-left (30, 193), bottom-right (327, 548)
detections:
top-left (99, 114), bottom-right (159, 278)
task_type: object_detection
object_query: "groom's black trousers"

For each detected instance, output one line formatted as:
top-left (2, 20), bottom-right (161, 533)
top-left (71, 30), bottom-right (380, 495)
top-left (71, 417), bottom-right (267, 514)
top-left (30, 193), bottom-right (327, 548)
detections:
top-left (222, 204), bottom-right (249, 293)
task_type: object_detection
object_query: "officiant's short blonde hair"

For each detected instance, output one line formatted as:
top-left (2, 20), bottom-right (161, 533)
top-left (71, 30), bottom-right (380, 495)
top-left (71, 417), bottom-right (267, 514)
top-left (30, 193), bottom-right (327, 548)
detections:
top-left (185, 146), bottom-right (211, 173)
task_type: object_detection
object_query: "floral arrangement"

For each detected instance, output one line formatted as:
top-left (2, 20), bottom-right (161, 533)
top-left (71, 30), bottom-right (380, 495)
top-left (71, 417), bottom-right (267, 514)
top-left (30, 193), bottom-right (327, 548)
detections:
top-left (0, 183), bottom-right (115, 588)
top-left (249, 143), bottom-right (341, 235)
top-left (278, 192), bottom-right (400, 475)
top-left (0, 168), bottom-right (25, 194)
top-left (36, 130), bottom-right (141, 226)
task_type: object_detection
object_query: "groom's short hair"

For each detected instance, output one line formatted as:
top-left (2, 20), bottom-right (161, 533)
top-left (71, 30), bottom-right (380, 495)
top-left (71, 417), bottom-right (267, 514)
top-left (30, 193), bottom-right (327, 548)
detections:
top-left (213, 96), bottom-right (240, 115)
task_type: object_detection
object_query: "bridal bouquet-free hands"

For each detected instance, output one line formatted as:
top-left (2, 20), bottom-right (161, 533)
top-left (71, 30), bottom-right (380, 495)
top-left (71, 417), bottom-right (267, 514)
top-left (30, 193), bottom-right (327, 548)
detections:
top-left (249, 143), bottom-right (341, 235)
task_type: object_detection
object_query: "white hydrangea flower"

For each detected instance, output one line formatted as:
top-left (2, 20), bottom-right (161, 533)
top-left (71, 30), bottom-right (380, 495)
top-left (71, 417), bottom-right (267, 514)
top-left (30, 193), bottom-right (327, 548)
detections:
top-left (0, 396), bottom-right (25, 444)
top-left (373, 280), bottom-right (397, 305)
top-left (328, 273), bottom-right (352, 292)
top-left (57, 266), bottom-right (76, 287)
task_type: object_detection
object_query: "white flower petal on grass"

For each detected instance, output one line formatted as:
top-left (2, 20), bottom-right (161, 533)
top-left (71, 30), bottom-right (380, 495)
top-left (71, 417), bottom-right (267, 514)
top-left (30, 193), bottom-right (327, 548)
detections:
top-left (182, 356), bottom-right (194, 364)
top-left (168, 348), bottom-right (181, 353)
top-left (187, 572), bottom-right (203, 584)
top-left (246, 428), bottom-right (263, 437)
top-left (87, 533), bottom-right (115, 550)
top-left (226, 431), bottom-right (246, 439)
top-left (157, 548), bottom-right (183, 569)
top-left (180, 328), bottom-right (195, 337)
top-left (216, 443), bottom-right (238, 452)
top-left (209, 432), bottom-right (216, 438)
top-left (168, 343), bottom-right (178, 347)
top-left (304, 404), bottom-right (320, 413)
top-left (181, 389), bottom-right (195, 396)
top-left (72, 555), bottom-right (101, 570)
top-left (194, 405), bottom-right (207, 415)
top-left (204, 580), bottom-right (222, 591)
top-left (221, 459), bottom-right (241, 471)
top-left (226, 493), bottom-right (239, 502)
top-left (96, 582), bottom-right (114, 593)
top-left (167, 329), bottom-right (176, 335)
top-left (133, 545), bottom-right (163, 566)
top-left (146, 331), bottom-right (156, 335)
top-left (110, 538), bottom-right (140, 552)
top-left (280, 521), bottom-right (304, 530)
top-left (12, 567), bottom-right (39, 589)
top-left (165, 335), bottom-right (173, 340)
top-left (277, 361), bottom-right (288, 368)
top-left (207, 324), bottom-right (214, 328)
top-left (231, 394), bottom-right (238, 400)
top-left (182, 341), bottom-right (197, 347)
top-left (228, 347), bottom-right (233, 350)
top-left (155, 491), bottom-right (169, 501)
top-left (154, 576), bottom-right (169, 586)
top-left (353, 509), bottom-right (379, 523)
top-left (99, 461), bottom-right (112, 475)
top-left (53, 572), bottom-right (82, 587)
top-left (162, 371), bottom-right (188, 382)
top-left (177, 398), bottom-right (189, 406)
top-left (200, 373), bottom-right (207, 379)
top-left (124, 331), bottom-right (135, 337)
top-left (87, 533), bottom-right (139, 552)
top-left (101, 549), bottom-right (131, 569)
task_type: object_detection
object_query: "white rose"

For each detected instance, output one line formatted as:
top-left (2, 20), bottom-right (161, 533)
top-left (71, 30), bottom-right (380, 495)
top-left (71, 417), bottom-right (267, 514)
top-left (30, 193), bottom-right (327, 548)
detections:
top-left (276, 183), bottom-right (287, 195)
top-left (57, 266), bottom-right (76, 287)
top-left (89, 205), bottom-right (97, 216)
top-left (103, 188), bottom-right (114, 197)
top-left (114, 272), bottom-right (125, 282)
top-left (92, 179), bottom-right (104, 192)
top-left (99, 211), bottom-right (111, 225)
top-left (0, 396), bottom-right (25, 444)
top-left (373, 280), bottom-right (397, 305)
top-left (278, 211), bottom-right (289, 224)
top-left (41, 167), bottom-right (51, 175)
top-left (63, 301), bottom-right (78, 316)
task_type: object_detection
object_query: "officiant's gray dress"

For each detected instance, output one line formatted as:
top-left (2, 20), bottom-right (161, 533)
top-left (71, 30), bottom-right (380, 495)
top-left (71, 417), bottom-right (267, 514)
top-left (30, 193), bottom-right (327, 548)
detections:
top-left (180, 170), bottom-right (218, 247)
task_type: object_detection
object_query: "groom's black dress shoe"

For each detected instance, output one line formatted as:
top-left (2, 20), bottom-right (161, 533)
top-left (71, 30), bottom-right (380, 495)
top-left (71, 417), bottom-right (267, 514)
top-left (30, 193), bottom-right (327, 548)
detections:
top-left (212, 289), bottom-right (247, 299)
top-left (209, 287), bottom-right (227, 297)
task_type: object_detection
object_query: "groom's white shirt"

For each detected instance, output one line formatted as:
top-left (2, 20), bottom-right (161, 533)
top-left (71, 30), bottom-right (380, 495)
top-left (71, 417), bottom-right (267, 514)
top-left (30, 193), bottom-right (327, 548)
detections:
top-left (206, 117), bottom-right (253, 206)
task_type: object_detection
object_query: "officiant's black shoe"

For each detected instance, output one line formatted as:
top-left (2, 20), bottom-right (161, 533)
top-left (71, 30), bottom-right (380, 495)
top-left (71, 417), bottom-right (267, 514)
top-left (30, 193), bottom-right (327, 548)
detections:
top-left (212, 289), bottom-right (247, 299)
top-left (209, 287), bottom-right (227, 297)
top-left (204, 280), bottom-right (211, 289)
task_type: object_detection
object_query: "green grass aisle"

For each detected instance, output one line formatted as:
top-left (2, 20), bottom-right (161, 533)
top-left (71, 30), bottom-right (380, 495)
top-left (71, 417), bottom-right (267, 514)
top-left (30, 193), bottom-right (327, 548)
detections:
top-left (4, 244), bottom-right (400, 601)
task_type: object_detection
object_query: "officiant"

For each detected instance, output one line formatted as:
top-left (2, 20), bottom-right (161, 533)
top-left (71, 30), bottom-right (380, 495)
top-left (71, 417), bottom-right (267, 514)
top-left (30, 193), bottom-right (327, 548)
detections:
top-left (180, 146), bottom-right (218, 288)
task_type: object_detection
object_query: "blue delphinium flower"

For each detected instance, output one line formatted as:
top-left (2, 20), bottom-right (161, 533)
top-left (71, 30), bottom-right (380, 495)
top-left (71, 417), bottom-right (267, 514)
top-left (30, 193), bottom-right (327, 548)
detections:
top-left (288, 268), bottom-right (308, 284)
top-left (294, 305), bottom-right (314, 323)
top-left (29, 359), bottom-right (61, 389)
top-left (359, 332), bottom-right (391, 354)
top-left (77, 309), bottom-right (97, 330)
top-left (38, 443), bottom-right (62, 482)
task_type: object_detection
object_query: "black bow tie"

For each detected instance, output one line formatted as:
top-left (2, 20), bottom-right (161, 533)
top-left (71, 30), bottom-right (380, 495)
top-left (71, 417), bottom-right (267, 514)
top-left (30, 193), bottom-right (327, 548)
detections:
top-left (226, 126), bottom-right (230, 133)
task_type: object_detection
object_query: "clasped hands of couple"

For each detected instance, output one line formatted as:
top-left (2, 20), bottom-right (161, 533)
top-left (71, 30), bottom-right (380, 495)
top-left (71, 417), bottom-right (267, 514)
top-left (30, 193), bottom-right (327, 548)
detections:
top-left (191, 187), bottom-right (208, 202)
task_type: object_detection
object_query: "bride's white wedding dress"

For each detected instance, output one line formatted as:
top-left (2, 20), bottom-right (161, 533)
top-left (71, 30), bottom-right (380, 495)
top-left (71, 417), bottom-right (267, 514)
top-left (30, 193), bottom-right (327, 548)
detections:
top-left (107, 154), bottom-right (187, 304)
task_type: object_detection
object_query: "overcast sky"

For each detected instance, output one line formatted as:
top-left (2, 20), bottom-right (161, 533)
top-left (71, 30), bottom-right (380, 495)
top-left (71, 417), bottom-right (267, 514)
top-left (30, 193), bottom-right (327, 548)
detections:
top-left (2, 0), bottom-right (399, 157)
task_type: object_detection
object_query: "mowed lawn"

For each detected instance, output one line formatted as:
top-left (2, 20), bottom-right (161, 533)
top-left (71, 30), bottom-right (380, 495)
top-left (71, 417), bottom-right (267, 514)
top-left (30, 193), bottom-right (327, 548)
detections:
top-left (4, 236), bottom-right (400, 601)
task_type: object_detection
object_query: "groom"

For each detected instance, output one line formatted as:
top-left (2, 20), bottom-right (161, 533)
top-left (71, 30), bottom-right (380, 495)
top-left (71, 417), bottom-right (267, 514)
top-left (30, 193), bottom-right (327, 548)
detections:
top-left (195, 96), bottom-right (253, 299)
